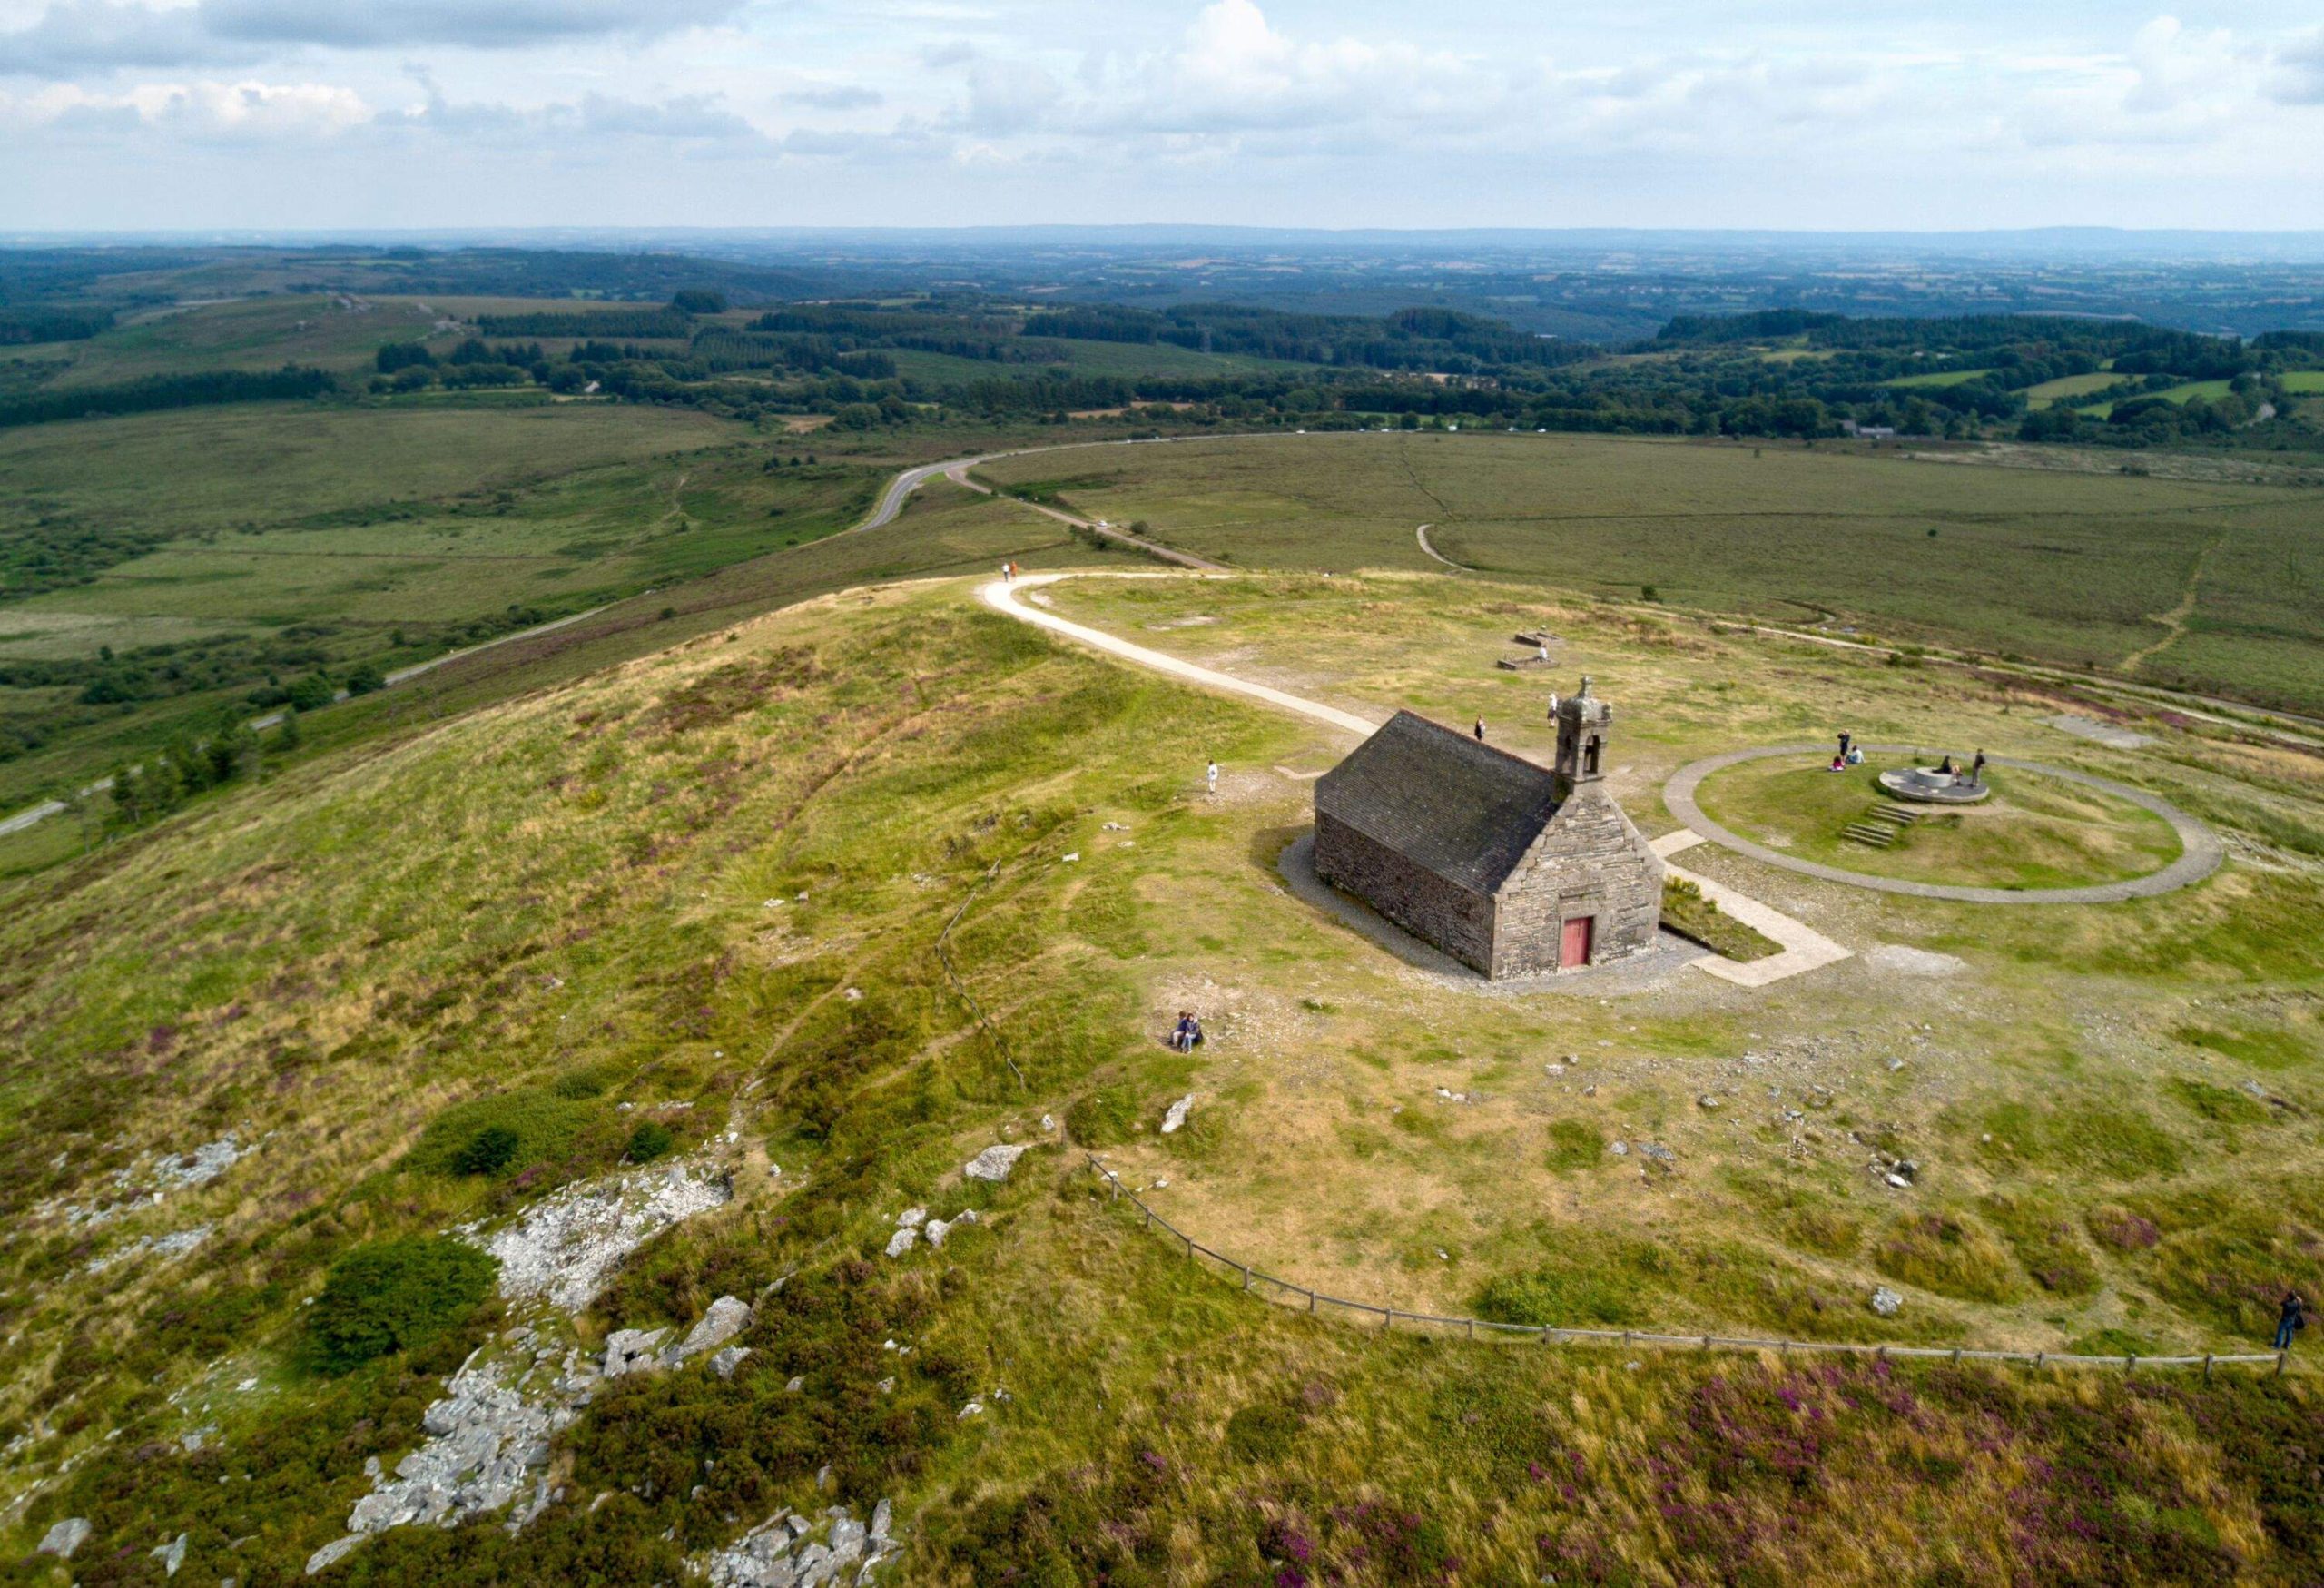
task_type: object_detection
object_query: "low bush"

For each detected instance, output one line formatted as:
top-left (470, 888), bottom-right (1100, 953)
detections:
top-left (452, 1124), bottom-right (520, 1177)
top-left (405, 1089), bottom-right (619, 1179)
top-left (626, 1120), bottom-right (676, 1163)
top-left (307, 1238), bottom-right (497, 1375)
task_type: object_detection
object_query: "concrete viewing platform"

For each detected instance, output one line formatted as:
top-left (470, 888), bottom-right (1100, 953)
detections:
top-left (1878, 765), bottom-right (1994, 804)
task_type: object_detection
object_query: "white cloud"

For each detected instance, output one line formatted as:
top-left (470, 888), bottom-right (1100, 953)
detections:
top-left (2, 74), bottom-right (370, 135)
top-left (0, 0), bottom-right (741, 76)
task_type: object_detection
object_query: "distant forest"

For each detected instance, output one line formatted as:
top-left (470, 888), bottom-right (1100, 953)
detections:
top-left (4, 241), bottom-right (2321, 451)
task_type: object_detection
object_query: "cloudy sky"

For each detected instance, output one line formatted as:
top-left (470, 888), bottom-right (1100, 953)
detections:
top-left (2, 0), bottom-right (2320, 232)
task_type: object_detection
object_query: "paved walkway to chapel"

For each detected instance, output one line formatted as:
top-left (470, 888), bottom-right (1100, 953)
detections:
top-left (1664, 744), bottom-right (2225, 905)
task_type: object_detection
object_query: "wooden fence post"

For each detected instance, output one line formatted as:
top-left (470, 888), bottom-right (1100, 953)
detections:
top-left (2202, 1355), bottom-right (2212, 1382)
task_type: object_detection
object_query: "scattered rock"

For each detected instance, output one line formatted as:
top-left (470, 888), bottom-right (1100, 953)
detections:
top-left (1697, 1094), bottom-right (1721, 1111)
top-left (711, 1346), bottom-right (752, 1379)
top-left (925, 1210), bottom-right (976, 1248)
top-left (153, 1533), bottom-right (188, 1577)
top-left (37, 1518), bottom-right (90, 1558)
top-left (786, 1376), bottom-right (805, 1393)
top-left (1160, 1095), bottom-right (1195, 1134)
top-left (1870, 1287), bottom-right (1904, 1317)
top-left (1039, 1114), bottom-right (1056, 1132)
top-left (305, 1535), bottom-right (364, 1575)
top-left (883, 1226), bottom-right (920, 1259)
top-left (896, 1208), bottom-right (927, 1228)
top-left (343, 1357), bottom-right (570, 1539)
top-left (963, 1144), bottom-right (1028, 1183)
top-left (670, 1297), bottom-right (753, 1363)
top-left (479, 1161), bottom-right (730, 1314)
top-left (604, 1328), bottom-right (668, 1377)
top-left (1608, 1141), bottom-right (1630, 1157)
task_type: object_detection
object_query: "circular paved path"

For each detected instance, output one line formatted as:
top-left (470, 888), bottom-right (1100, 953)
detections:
top-left (1663, 744), bottom-right (2225, 905)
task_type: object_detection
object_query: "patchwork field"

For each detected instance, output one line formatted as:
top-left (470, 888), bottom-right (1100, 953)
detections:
top-left (974, 431), bottom-right (2324, 714)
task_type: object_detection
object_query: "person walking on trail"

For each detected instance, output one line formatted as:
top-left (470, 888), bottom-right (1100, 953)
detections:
top-left (1473, 717), bottom-right (1486, 743)
top-left (2277, 1291), bottom-right (2308, 1350)
top-left (1206, 760), bottom-right (1219, 798)
top-left (1971, 749), bottom-right (1988, 785)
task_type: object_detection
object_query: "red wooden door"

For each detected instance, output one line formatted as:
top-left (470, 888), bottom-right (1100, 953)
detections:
top-left (1561, 915), bottom-right (1594, 969)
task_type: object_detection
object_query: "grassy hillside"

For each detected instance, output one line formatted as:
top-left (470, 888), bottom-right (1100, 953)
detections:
top-left (2, 569), bottom-right (2319, 1583)
top-left (0, 403), bottom-right (872, 810)
top-left (976, 431), bottom-right (2324, 714)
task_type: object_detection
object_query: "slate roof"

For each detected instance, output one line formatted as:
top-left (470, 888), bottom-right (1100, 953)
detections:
top-left (1315, 710), bottom-right (1561, 894)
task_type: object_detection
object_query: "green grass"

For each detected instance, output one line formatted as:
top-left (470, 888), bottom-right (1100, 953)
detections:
top-left (2, 567), bottom-right (2321, 1582)
top-left (2025, 371), bottom-right (2127, 407)
top-left (0, 403), bottom-right (873, 809)
top-left (1881, 368), bottom-right (1994, 389)
top-left (1659, 874), bottom-right (1782, 960)
top-left (1691, 753), bottom-right (2185, 889)
top-left (973, 431), bottom-right (2324, 714)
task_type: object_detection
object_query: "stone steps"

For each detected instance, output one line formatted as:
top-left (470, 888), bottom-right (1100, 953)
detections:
top-left (1873, 804), bottom-right (1923, 826)
top-left (1841, 823), bottom-right (1896, 847)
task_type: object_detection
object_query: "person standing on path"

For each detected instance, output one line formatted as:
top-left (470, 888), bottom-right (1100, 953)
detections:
top-left (1473, 717), bottom-right (1486, 743)
top-left (1206, 760), bottom-right (1219, 798)
top-left (1838, 730), bottom-right (1852, 761)
top-left (2277, 1291), bottom-right (2307, 1350)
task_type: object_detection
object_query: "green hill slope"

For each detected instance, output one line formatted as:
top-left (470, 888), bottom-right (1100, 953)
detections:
top-left (1, 578), bottom-right (2319, 1586)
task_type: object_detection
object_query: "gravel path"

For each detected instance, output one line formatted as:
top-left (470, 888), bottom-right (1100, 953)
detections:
top-left (982, 573), bottom-right (1848, 987)
top-left (980, 574), bottom-right (1378, 735)
top-left (1663, 744), bottom-right (2226, 905)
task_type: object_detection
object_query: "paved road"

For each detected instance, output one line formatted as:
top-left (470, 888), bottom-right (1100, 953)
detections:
top-left (1663, 744), bottom-right (2226, 904)
top-left (1413, 524), bottom-right (1468, 571)
top-left (858, 443), bottom-right (1227, 570)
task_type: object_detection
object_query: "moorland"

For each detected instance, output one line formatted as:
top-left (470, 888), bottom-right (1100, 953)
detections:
top-left (1, 242), bottom-right (2320, 1586)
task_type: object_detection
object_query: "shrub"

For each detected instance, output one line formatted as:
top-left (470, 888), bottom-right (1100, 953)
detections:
top-left (405, 1089), bottom-right (617, 1179)
top-left (451, 1124), bottom-right (520, 1177)
top-left (308, 1238), bottom-right (496, 1374)
top-left (286, 672), bottom-right (336, 712)
top-left (344, 663), bottom-right (387, 695)
top-left (627, 1120), bottom-right (676, 1163)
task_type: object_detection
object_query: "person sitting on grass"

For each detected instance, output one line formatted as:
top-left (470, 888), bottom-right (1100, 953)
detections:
top-left (1169, 1012), bottom-right (1195, 1052)
top-left (1829, 755), bottom-right (1846, 772)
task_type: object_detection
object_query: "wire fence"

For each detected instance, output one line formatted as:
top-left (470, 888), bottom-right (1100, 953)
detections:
top-left (1083, 1155), bottom-right (2293, 1378)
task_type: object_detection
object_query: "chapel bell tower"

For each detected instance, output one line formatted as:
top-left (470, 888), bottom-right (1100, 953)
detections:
top-left (1551, 676), bottom-right (1611, 800)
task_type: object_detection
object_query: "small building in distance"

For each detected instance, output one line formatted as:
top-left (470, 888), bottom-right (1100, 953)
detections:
top-left (1312, 677), bottom-right (1663, 979)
